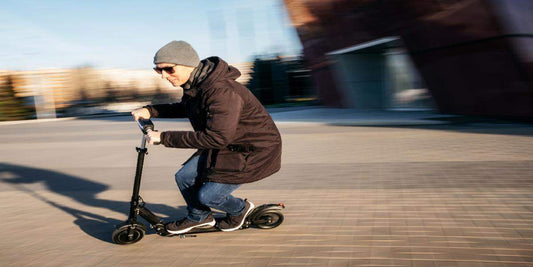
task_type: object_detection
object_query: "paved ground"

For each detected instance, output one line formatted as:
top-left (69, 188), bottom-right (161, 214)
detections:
top-left (1, 108), bottom-right (532, 266)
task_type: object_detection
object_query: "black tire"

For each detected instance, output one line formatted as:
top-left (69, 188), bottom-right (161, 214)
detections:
top-left (251, 211), bottom-right (284, 229)
top-left (112, 224), bottom-right (145, 245)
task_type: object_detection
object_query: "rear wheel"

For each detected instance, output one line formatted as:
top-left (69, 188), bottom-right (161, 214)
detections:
top-left (112, 224), bottom-right (146, 245)
top-left (251, 211), bottom-right (284, 229)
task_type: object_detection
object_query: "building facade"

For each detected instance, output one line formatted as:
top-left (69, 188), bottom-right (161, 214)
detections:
top-left (283, 0), bottom-right (533, 117)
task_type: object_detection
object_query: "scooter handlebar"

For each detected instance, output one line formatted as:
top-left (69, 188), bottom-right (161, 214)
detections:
top-left (137, 119), bottom-right (155, 134)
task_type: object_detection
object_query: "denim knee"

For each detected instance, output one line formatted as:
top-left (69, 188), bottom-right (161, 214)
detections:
top-left (197, 189), bottom-right (225, 207)
top-left (175, 170), bottom-right (196, 190)
top-left (174, 155), bottom-right (200, 190)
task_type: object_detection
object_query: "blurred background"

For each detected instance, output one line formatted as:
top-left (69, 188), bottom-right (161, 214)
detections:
top-left (1, 0), bottom-right (532, 121)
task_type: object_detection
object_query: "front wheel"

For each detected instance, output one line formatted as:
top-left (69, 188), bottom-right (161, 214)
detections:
top-left (112, 224), bottom-right (146, 245)
top-left (251, 211), bottom-right (284, 229)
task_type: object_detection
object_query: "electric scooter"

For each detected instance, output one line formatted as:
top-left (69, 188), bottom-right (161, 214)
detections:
top-left (112, 119), bottom-right (285, 245)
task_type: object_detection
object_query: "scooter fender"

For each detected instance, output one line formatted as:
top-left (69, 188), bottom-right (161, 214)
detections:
top-left (115, 221), bottom-right (148, 232)
top-left (247, 203), bottom-right (285, 222)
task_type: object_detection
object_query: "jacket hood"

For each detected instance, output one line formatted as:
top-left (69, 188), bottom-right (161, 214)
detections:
top-left (182, 57), bottom-right (240, 98)
top-left (198, 57), bottom-right (241, 90)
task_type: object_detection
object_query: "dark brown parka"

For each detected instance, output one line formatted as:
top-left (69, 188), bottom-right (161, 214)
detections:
top-left (146, 57), bottom-right (282, 184)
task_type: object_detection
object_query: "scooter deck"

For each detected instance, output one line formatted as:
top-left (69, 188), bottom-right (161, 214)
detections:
top-left (165, 218), bottom-right (251, 238)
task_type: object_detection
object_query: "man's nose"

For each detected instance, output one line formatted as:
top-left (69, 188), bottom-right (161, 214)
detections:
top-left (161, 70), bottom-right (168, 79)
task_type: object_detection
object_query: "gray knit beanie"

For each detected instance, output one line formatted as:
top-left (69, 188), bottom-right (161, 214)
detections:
top-left (153, 40), bottom-right (200, 67)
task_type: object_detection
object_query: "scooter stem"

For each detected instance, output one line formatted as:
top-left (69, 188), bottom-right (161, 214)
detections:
top-left (129, 134), bottom-right (148, 222)
top-left (140, 133), bottom-right (148, 149)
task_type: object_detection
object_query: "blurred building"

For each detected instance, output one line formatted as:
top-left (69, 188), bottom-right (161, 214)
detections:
top-left (0, 63), bottom-right (253, 120)
top-left (283, 0), bottom-right (533, 117)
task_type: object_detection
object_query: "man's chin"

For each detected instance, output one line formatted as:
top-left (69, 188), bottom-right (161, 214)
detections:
top-left (168, 81), bottom-right (180, 87)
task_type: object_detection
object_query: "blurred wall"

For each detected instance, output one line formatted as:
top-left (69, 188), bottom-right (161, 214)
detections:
top-left (330, 52), bottom-right (386, 109)
top-left (283, 0), bottom-right (533, 117)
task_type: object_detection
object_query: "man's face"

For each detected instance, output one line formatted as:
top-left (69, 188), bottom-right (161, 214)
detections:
top-left (154, 63), bottom-right (191, 87)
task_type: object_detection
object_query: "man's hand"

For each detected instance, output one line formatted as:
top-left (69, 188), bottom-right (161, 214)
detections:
top-left (131, 108), bottom-right (151, 121)
top-left (146, 130), bottom-right (162, 145)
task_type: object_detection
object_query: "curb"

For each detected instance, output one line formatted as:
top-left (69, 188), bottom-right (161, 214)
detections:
top-left (0, 113), bottom-right (132, 126)
top-left (0, 117), bottom-right (78, 126)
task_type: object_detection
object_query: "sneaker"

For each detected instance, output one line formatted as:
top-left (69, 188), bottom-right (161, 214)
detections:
top-left (218, 200), bottom-right (255, 232)
top-left (165, 213), bottom-right (216, 234)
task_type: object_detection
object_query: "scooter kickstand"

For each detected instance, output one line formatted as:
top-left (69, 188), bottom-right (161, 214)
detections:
top-left (179, 234), bottom-right (198, 239)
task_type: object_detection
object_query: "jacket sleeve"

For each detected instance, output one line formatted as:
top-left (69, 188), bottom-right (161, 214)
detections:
top-left (160, 89), bottom-right (243, 149)
top-left (144, 102), bottom-right (187, 118)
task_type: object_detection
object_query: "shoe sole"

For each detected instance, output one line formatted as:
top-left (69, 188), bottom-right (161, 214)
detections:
top-left (220, 202), bottom-right (255, 232)
top-left (166, 219), bottom-right (216, 235)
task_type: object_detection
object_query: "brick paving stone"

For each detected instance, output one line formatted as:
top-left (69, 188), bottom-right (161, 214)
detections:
top-left (0, 115), bottom-right (532, 266)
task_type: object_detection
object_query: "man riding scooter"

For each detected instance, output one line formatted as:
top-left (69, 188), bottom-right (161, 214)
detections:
top-left (131, 40), bottom-right (282, 235)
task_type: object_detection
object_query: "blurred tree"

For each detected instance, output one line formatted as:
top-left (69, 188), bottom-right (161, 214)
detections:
top-left (102, 82), bottom-right (119, 103)
top-left (248, 57), bottom-right (274, 104)
top-left (0, 75), bottom-right (32, 121)
top-left (70, 66), bottom-right (100, 106)
top-left (246, 55), bottom-right (315, 105)
top-left (125, 82), bottom-right (140, 102)
top-left (151, 86), bottom-right (173, 104)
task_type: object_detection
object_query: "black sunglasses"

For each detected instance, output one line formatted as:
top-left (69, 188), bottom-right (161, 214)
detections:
top-left (153, 65), bottom-right (176, 74)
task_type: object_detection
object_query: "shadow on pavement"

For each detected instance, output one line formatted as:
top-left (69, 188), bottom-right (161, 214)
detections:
top-left (0, 163), bottom-right (187, 244)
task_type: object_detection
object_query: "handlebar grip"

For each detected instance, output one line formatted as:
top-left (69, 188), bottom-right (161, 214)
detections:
top-left (137, 119), bottom-right (154, 134)
top-left (145, 128), bottom-right (161, 145)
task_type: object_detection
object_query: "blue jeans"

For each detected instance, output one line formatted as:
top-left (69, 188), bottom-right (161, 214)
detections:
top-left (174, 155), bottom-right (246, 222)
